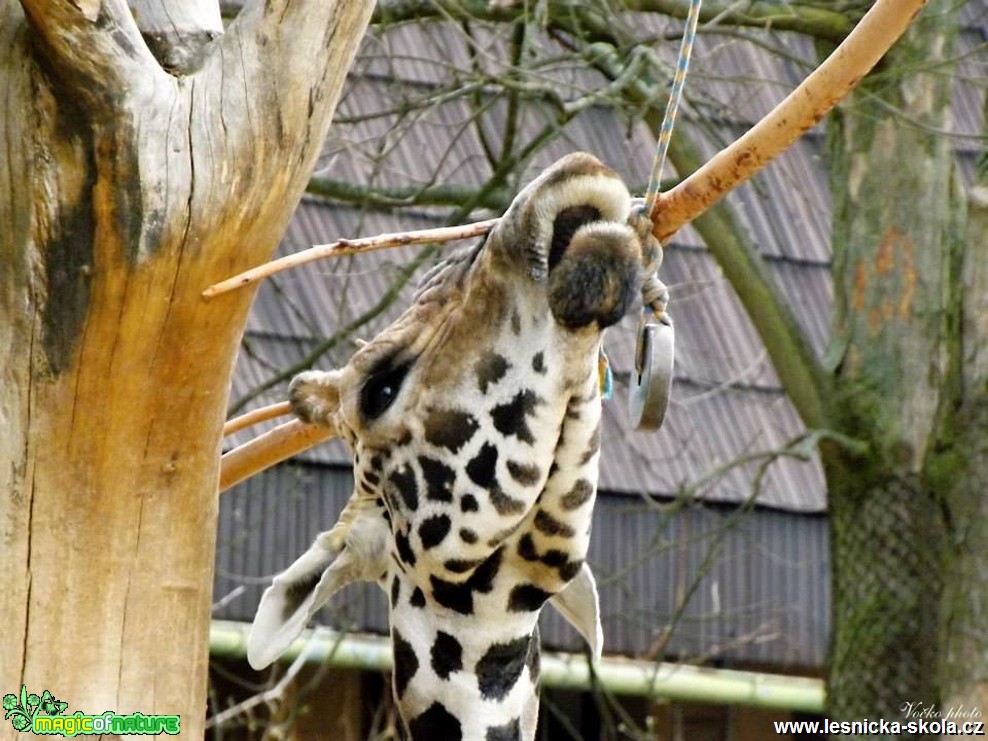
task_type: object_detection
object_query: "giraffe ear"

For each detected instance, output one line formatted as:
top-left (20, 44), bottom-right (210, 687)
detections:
top-left (548, 563), bottom-right (603, 660)
top-left (247, 515), bottom-right (390, 670)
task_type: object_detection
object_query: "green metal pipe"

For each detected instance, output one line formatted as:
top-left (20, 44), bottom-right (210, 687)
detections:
top-left (210, 620), bottom-right (824, 713)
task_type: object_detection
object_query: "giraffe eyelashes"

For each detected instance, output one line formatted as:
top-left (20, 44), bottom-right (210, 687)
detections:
top-left (360, 361), bottom-right (412, 421)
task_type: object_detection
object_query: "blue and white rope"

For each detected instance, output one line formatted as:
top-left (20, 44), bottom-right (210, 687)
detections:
top-left (643, 0), bottom-right (703, 220)
top-left (608, 2), bottom-right (703, 398)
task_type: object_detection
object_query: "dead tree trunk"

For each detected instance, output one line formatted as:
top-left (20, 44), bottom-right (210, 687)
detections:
top-left (0, 0), bottom-right (372, 734)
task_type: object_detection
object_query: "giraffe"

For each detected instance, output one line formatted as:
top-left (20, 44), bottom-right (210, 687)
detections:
top-left (247, 152), bottom-right (648, 739)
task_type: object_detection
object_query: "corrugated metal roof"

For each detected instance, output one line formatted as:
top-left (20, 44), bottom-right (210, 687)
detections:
top-left (215, 465), bottom-right (829, 669)
top-left (953, 28), bottom-right (988, 146)
top-left (683, 32), bottom-right (818, 126)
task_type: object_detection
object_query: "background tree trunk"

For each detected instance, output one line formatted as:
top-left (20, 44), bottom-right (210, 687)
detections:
top-left (936, 179), bottom-right (988, 720)
top-left (0, 0), bottom-right (372, 734)
top-left (823, 1), bottom-right (979, 730)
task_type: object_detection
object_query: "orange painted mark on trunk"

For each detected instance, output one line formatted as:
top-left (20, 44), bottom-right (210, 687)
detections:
top-left (897, 233), bottom-right (917, 320)
top-left (855, 227), bottom-right (919, 332)
top-left (877, 227), bottom-right (918, 320)
top-left (875, 228), bottom-right (898, 275)
top-left (853, 261), bottom-right (869, 312)
top-left (868, 306), bottom-right (882, 331)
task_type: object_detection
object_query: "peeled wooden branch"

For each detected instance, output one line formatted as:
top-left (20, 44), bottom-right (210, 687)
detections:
top-left (219, 420), bottom-right (334, 493)
top-left (203, 218), bottom-right (498, 299)
top-left (222, 401), bottom-right (293, 437)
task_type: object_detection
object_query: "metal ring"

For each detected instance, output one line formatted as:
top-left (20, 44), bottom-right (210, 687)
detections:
top-left (628, 318), bottom-right (675, 431)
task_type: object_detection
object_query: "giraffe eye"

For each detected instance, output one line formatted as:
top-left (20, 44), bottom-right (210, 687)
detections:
top-left (360, 362), bottom-right (411, 421)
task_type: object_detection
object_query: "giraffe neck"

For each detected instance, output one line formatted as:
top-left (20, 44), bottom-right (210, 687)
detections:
top-left (385, 365), bottom-right (603, 741)
top-left (389, 566), bottom-right (542, 740)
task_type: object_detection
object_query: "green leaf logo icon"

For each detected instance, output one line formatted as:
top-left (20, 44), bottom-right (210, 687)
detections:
top-left (3, 686), bottom-right (32, 734)
top-left (3, 685), bottom-right (69, 733)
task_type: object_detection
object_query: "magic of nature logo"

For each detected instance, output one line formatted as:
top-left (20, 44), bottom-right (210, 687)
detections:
top-left (3, 685), bottom-right (180, 736)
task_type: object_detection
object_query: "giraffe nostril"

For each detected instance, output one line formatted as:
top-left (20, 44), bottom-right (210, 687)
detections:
top-left (547, 223), bottom-right (641, 330)
top-left (548, 205), bottom-right (601, 272)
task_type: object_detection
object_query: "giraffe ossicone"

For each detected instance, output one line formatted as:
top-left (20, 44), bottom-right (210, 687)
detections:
top-left (249, 152), bottom-right (644, 740)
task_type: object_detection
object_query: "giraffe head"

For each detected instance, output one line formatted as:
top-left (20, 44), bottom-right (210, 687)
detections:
top-left (249, 152), bottom-right (642, 739)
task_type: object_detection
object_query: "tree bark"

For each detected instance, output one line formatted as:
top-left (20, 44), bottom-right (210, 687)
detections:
top-left (0, 0), bottom-right (372, 734)
top-left (129, 0), bottom-right (224, 73)
top-left (936, 182), bottom-right (988, 720)
top-left (824, 1), bottom-right (969, 732)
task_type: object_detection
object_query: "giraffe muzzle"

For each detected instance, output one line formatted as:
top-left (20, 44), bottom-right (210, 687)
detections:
top-left (546, 220), bottom-right (642, 330)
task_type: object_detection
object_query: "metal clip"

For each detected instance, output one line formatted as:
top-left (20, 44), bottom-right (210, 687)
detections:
top-left (628, 311), bottom-right (674, 431)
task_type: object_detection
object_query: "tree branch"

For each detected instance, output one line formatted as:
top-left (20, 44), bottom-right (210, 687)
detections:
top-left (222, 401), bottom-right (293, 436)
top-left (219, 419), bottom-right (332, 492)
top-left (203, 219), bottom-right (497, 298)
top-left (306, 176), bottom-right (511, 211)
top-left (199, 0), bottom-right (373, 205)
top-left (624, 0), bottom-right (853, 44)
top-left (653, 0), bottom-right (928, 242)
top-left (666, 136), bottom-right (831, 429)
top-left (372, 0), bottom-right (854, 43)
top-left (230, 0), bottom-right (375, 113)
top-left (129, 0), bottom-right (223, 73)
top-left (17, 0), bottom-right (159, 100)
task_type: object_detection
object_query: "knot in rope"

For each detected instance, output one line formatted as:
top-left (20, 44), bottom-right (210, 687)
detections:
top-left (630, 207), bottom-right (670, 324)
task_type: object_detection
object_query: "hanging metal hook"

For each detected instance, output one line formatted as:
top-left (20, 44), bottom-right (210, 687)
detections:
top-left (629, 309), bottom-right (674, 430)
top-left (628, 208), bottom-right (675, 431)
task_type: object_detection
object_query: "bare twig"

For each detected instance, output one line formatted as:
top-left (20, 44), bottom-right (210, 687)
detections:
top-left (202, 219), bottom-right (498, 299)
top-left (206, 631), bottom-right (331, 730)
top-left (222, 402), bottom-right (293, 437)
top-left (212, 586), bottom-right (247, 612)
